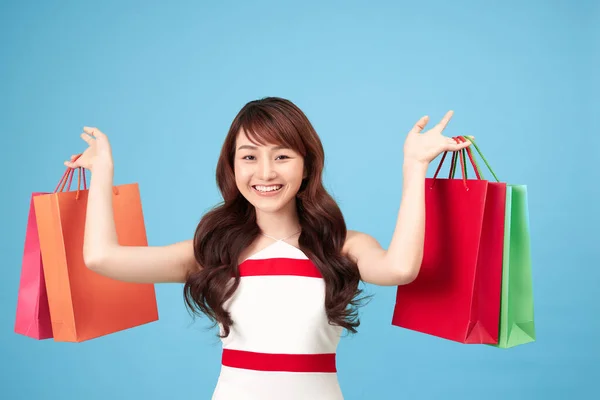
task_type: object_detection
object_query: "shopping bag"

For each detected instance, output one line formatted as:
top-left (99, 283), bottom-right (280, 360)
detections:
top-left (14, 193), bottom-right (53, 340)
top-left (392, 140), bottom-right (506, 344)
top-left (459, 139), bottom-right (536, 348)
top-left (495, 184), bottom-right (535, 348)
top-left (33, 166), bottom-right (159, 342)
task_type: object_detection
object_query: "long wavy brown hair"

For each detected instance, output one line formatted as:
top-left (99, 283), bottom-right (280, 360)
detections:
top-left (184, 97), bottom-right (367, 338)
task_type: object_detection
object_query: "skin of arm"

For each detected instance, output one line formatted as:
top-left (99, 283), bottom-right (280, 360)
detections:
top-left (343, 112), bottom-right (471, 286)
top-left (343, 160), bottom-right (428, 286)
top-left (83, 163), bottom-right (197, 283)
top-left (69, 127), bottom-right (198, 284)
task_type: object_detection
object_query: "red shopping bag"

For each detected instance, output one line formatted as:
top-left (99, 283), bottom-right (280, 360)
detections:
top-left (392, 142), bottom-right (506, 344)
top-left (14, 193), bottom-right (53, 340)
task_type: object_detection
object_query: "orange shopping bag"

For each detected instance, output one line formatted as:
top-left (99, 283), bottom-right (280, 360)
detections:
top-left (33, 166), bottom-right (159, 342)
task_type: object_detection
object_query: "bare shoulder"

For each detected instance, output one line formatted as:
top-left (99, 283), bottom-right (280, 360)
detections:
top-left (342, 230), bottom-right (384, 257)
top-left (343, 230), bottom-right (405, 286)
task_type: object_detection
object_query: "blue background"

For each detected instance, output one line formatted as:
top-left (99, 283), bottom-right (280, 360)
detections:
top-left (1, 0), bottom-right (597, 399)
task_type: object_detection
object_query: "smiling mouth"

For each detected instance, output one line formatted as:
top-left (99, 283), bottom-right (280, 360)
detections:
top-left (252, 184), bottom-right (283, 193)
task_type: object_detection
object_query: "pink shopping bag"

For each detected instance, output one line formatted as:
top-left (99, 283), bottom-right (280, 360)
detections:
top-left (14, 193), bottom-right (53, 340)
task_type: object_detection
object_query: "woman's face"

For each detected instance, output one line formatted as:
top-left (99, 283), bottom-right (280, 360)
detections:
top-left (234, 129), bottom-right (306, 214)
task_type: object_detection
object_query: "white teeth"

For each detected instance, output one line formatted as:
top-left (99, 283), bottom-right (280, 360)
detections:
top-left (254, 185), bottom-right (282, 192)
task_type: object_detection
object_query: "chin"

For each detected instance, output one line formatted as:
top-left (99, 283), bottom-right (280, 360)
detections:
top-left (254, 204), bottom-right (287, 214)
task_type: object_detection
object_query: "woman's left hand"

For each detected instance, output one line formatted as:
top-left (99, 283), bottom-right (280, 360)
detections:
top-left (403, 111), bottom-right (472, 166)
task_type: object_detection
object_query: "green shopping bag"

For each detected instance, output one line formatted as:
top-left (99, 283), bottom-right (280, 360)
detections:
top-left (452, 137), bottom-right (536, 348)
top-left (495, 184), bottom-right (536, 348)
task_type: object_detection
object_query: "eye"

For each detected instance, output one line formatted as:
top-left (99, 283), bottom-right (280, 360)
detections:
top-left (275, 155), bottom-right (290, 160)
top-left (242, 155), bottom-right (256, 160)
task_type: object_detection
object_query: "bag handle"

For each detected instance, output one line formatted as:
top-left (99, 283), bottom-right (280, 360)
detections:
top-left (54, 155), bottom-right (87, 199)
top-left (449, 140), bottom-right (481, 180)
top-left (449, 136), bottom-right (500, 183)
top-left (448, 147), bottom-right (479, 180)
top-left (53, 154), bottom-right (120, 198)
top-left (431, 137), bottom-right (475, 190)
top-left (461, 136), bottom-right (500, 183)
top-left (54, 167), bottom-right (87, 199)
top-left (430, 136), bottom-right (500, 191)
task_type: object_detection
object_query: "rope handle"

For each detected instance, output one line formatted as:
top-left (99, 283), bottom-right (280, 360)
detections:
top-left (462, 136), bottom-right (500, 182)
top-left (430, 136), bottom-right (500, 191)
top-left (54, 155), bottom-right (87, 199)
top-left (53, 154), bottom-right (119, 199)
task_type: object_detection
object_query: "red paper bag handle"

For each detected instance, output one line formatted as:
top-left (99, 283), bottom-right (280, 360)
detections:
top-left (430, 136), bottom-right (500, 191)
top-left (53, 154), bottom-right (120, 198)
top-left (431, 137), bottom-right (472, 190)
top-left (449, 139), bottom-right (481, 180)
top-left (54, 154), bottom-right (87, 199)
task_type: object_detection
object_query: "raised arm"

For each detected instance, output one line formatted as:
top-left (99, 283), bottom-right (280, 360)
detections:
top-left (65, 127), bottom-right (198, 284)
top-left (342, 112), bottom-right (471, 286)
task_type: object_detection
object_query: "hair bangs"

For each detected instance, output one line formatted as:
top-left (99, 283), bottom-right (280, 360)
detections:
top-left (238, 106), bottom-right (307, 157)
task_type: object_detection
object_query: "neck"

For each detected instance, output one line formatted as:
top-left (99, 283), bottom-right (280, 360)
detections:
top-left (255, 198), bottom-right (301, 239)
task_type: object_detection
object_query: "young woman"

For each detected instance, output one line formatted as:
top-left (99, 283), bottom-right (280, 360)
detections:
top-left (65, 97), bottom-right (470, 399)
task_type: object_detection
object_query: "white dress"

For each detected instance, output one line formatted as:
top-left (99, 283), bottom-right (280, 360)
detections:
top-left (211, 238), bottom-right (344, 400)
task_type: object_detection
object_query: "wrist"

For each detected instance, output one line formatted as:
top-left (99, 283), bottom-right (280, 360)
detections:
top-left (92, 159), bottom-right (114, 174)
top-left (403, 159), bottom-right (428, 175)
top-left (90, 161), bottom-right (114, 183)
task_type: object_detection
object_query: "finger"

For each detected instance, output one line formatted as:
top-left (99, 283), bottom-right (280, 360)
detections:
top-left (83, 126), bottom-right (105, 137)
top-left (435, 110), bottom-right (454, 132)
top-left (410, 115), bottom-right (430, 134)
top-left (446, 136), bottom-right (471, 151)
top-left (66, 153), bottom-right (83, 167)
top-left (458, 140), bottom-right (471, 150)
top-left (80, 133), bottom-right (94, 144)
top-left (446, 137), bottom-right (458, 145)
top-left (458, 135), bottom-right (476, 145)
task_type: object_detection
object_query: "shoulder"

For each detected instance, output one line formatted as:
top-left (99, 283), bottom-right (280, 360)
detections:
top-left (342, 230), bottom-right (382, 257)
top-left (342, 230), bottom-right (408, 286)
top-left (344, 230), bottom-right (371, 245)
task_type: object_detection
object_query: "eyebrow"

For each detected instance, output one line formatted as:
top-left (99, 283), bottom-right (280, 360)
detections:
top-left (236, 144), bottom-right (289, 151)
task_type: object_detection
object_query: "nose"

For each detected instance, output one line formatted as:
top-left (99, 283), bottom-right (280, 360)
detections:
top-left (258, 158), bottom-right (276, 180)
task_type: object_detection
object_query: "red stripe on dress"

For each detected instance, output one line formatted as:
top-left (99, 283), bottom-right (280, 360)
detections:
top-left (239, 258), bottom-right (322, 278)
top-left (222, 349), bottom-right (337, 373)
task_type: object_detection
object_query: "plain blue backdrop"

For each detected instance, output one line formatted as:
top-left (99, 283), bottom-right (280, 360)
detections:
top-left (2, 0), bottom-right (598, 399)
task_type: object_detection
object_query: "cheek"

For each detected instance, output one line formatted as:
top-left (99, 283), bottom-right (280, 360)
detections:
top-left (233, 163), bottom-right (251, 187)
top-left (283, 164), bottom-right (305, 187)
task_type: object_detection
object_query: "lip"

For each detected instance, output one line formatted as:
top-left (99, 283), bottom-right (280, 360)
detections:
top-left (252, 184), bottom-right (284, 197)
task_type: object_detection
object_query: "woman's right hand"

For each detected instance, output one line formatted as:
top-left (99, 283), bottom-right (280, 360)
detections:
top-left (64, 127), bottom-right (114, 172)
